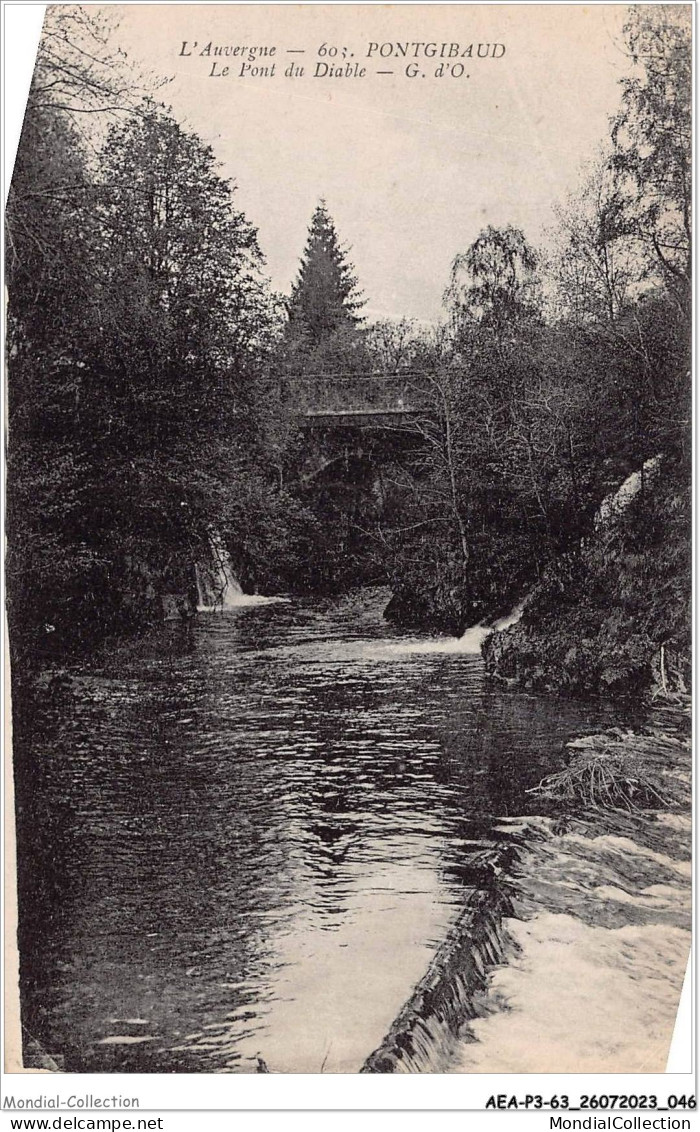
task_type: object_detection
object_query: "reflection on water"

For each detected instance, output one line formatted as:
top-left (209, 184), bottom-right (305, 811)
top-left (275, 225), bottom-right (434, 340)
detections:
top-left (17, 589), bottom-right (630, 1073)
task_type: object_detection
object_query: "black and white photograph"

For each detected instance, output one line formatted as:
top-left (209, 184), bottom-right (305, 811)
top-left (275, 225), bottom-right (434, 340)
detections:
top-left (3, 1), bottom-right (692, 1085)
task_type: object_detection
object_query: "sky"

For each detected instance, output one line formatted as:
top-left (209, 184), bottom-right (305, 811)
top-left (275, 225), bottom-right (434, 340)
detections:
top-left (107, 4), bottom-right (636, 323)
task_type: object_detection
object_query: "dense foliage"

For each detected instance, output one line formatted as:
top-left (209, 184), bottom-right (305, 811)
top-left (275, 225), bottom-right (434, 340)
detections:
top-left (374, 8), bottom-right (691, 697)
top-left (6, 10), bottom-right (303, 669)
top-left (6, 6), bottom-right (691, 704)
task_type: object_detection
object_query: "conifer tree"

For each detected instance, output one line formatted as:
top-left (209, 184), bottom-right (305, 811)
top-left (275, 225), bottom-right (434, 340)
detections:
top-left (287, 201), bottom-right (364, 345)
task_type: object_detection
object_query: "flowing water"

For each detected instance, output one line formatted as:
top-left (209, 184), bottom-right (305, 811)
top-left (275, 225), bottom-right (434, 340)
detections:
top-left (194, 534), bottom-right (288, 612)
top-left (15, 590), bottom-right (686, 1074)
top-left (451, 811), bottom-right (691, 1074)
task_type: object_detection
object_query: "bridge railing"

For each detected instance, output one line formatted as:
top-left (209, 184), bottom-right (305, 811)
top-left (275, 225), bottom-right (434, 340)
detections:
top-left (276, 372), bottom-right (436, 415)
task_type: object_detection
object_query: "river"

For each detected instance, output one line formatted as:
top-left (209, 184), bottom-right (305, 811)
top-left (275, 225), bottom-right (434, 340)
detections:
top-left (15, 589), bottom-right (686, 1074)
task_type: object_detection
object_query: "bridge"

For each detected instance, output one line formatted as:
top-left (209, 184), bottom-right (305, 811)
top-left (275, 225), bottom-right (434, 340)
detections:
top-left (274, 372), bottom-right (438, 486)
top-left (278, 372), bottom-right (436, 429)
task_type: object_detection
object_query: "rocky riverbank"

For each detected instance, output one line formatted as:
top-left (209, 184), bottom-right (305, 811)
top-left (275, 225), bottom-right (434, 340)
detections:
top-left (483, 470), bottom-right (690, 701)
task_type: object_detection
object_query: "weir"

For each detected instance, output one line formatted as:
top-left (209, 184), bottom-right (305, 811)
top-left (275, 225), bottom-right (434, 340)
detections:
top-left (362, 863), bottom-right (516, 1073)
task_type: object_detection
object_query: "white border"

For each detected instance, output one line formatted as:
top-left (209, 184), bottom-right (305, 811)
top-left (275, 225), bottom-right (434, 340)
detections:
top-left (1, 0), bottom-right (695, 1116)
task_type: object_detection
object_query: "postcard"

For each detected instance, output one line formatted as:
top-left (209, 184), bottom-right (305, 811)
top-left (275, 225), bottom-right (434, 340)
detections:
top-left (3, 0), bottom-right (693, 1106)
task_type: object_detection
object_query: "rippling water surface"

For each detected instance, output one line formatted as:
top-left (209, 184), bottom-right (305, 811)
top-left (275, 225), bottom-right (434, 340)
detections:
top-left (19, 590), bottom-right (632, 1073)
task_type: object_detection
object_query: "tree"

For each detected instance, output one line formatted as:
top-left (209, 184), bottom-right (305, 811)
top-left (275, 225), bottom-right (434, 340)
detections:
top-left (76, 101), bottom-right (277, 607)
top-left (6, 6), bottom-right (149, 386)
top-left (287, 201), bottom-right (364, 346)
top-left (549, 159), bottom-right (636, 325)
top-left (24, 6), bottom-right (146, 119)
top-left (6, 87), bottom-right (276, 661)
top-left (94, 102), bottom-right (270, 450)
top-left (611, 7), bottom-right (691, 312)
top-left (6, 96), bottom-right (106, 668)
top-left (445, 225), bottom-right (539, 343)
top-left (365, 318), bottom-right (425, 373)
top-left (5, 8), bottom-right (179, 667)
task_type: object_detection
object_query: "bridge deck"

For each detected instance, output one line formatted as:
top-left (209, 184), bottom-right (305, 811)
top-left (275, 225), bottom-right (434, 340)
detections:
top-left (278, 371), bottom-right (436, 425)
top-left (301, 407), bottom-right (429, 428)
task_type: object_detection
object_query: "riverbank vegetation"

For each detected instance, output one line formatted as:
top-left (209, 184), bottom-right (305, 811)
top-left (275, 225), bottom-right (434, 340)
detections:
top-left (528, 724), bottom-right (690, 815)
top-left (6, 6), bottom-right (691, 705)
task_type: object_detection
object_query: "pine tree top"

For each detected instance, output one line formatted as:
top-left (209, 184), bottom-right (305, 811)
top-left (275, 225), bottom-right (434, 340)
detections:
top-left (287, 200), bottom-right (364, 344)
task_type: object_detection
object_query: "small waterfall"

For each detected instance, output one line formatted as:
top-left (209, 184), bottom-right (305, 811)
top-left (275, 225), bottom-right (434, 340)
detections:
top-left (362, 862), bottom-right (516, 1073)
top-left (195, 532), bottom-right (290, 612)
top-left (195, 534), bottom-right (244, 611)
top-left (456, 599), bottom-right (526, 655)
top-left (380, 599), bottom-right (526, 657)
